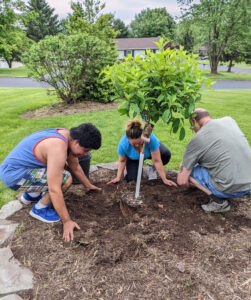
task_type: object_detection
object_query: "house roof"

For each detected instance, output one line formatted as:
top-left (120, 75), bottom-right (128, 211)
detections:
top-left (115, 37), bottom-right (160, 50)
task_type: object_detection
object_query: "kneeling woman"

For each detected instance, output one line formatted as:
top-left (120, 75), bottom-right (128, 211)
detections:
top-left (108, 120), bottom-right (177, 187)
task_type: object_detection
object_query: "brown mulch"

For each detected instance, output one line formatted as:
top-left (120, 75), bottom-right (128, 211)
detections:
top-left (21, 101), bottom-right (119, 119)
top-left (9, 169), bottom-right (251, 300)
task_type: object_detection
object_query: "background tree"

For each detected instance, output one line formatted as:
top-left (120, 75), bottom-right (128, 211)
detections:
top-left (0, 0), bottom-right (33, 67)
top-left (178, 0), bottom-right (250, 74)
top-left (24, 0), bottom-right (61, 42)
top-left (70, 0), bottom-right (105, 25)
top-left (176, 18), bottom-right (205, 53)
top-left (68, 0), bottom-right (117, 41)
top-left (0, 27), bottom-right (33, 68)
top-left (130, 8), bottom-right (176, 38)
top-left (112, 18), bottom-right (129, 38)
top-left (242, 28), bottom-right (251, 64)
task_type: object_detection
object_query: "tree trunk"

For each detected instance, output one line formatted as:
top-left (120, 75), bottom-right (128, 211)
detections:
top-left (227, 59), bottom-right (233, 72)
top-left (210, 56), bottom-right (218, 74)
top-left (6, 60), bottom-right (13, 68)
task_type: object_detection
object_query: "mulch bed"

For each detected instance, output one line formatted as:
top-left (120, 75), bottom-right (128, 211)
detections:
top-left (9, 169), bottom-right (251, 300)
top-left (21, 101), bottom-right (119, 119)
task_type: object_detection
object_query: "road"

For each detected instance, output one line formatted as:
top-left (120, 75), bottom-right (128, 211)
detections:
top-left (0, 77), bottom-right (250, 89)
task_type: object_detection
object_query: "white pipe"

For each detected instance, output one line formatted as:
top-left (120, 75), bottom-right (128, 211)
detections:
top-left (135, 142), bottom-right (145, 198)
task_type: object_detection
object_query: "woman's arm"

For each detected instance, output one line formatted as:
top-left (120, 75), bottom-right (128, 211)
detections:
top-left (151, 149), bottom-right (177, 187)
top-left (107, 155), bottom-right (127, 184)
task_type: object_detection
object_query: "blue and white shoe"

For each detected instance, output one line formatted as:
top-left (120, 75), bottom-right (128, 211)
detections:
top-left (21, 192), bottom-right (43, 205)
top-left (29, 205), bottom-right (60, 223)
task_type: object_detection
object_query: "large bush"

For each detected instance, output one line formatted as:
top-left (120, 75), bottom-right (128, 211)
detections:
top-left (23, 33), bottom-right (117, 103)
top-left (103, 39), bottom-right (211, 140)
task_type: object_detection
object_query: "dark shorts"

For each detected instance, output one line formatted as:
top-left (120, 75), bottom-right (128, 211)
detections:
top-left (191, 164), bottom-right (250, 199)
top-left (13, 168), bottom-right (70, 193)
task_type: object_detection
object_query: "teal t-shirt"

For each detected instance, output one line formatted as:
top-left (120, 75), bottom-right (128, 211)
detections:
top-left (118, 132), bottom-right (160, 160)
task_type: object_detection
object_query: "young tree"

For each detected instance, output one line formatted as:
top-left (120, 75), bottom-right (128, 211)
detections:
top-left (103, 39), bottom-right (211, 198)
top-left (178, 0), bottom-right (250, 74)
top-left (130, 8), bottom-right (176, 38)
top-left (24, 0), bottom-right (61, 42)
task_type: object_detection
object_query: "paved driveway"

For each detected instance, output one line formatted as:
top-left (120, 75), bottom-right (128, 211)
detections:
top-left (0, 77), bottom-right (250, 90)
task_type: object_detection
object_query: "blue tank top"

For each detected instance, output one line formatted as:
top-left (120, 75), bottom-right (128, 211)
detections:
top-left (0, 128), bottom-right (68, 188)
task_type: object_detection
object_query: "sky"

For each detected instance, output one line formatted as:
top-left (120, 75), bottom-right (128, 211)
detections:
top-left (46, 0), bottom-right (183, 25)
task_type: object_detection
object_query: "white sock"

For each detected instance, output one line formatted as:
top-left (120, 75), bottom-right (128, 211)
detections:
top-left (35, 201), bottom-right (48, 209)
top-left (28, 192), bottom-right (41, 197)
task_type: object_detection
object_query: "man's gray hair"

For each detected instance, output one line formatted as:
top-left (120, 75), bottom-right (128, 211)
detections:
top-left (191, 108), bottom-right (211, 121)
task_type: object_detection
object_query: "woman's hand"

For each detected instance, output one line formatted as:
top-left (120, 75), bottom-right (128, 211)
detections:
top-left (107, 177), bottom-right (120, 184)
top-left (162, 177), bottom-right (177, 187)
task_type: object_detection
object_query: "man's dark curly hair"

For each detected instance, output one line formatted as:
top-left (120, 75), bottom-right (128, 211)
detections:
top-left (70, 123), bottom-right (101, 149)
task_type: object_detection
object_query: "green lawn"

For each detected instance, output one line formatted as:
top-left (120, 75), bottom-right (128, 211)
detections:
top-left (201, 68), bottom-right (251, 80)
top-left (0, 66), bottom-right (28, 77)
top-left (0, 88), bottom-right (251, 207)
top-left (197, 60), bottom-right (251, 69)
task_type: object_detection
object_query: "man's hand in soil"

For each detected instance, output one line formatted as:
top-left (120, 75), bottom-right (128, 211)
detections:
top-left (107, 177), bottom-right (120, 184)
top-left (162, 178), bottom-right (177, 187)
top-left (63, 220), bottom-right (80, 242)
top-left (85, 183), bottom-right (101, 193)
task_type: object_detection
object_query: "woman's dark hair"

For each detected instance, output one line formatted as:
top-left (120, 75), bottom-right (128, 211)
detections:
top-left (126, 119), bottom-right (143, 139)
top-left (70, 123), bottom-right (101, 149)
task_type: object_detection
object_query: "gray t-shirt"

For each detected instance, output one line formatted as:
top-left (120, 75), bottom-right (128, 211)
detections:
top-left (182, 117), bottom-right (251, 193)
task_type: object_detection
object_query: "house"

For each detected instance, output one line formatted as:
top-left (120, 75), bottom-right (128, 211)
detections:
top-left (115, 37), bottom-right (160, 59)
top-left (115, 37), bottom-right (180, 59)
top-left (198, 46), bottom-right (207, 56)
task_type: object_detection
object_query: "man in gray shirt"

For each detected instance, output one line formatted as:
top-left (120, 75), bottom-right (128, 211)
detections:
top-left (177, 108), bottom-right (251, 213)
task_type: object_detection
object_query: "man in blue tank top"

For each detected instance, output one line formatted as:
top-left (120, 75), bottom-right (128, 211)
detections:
top-left (0, 123), bottom-right (101, 242)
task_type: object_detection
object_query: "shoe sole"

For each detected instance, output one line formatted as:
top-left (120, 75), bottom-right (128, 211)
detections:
top-left (20, 195), bottom-right (39, 205)
top-left (29, 210), bottom-right (60, 223)
top-left (201, 202), bottom-right (232, 213)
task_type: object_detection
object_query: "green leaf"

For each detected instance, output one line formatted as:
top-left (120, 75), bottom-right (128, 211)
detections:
top-left (172, 118), bottom-right (180, 133)
top-left (162, 109), bottom-right (170, 123)
top-left (157, 94), bottom-right (165, 102)
top-left (130, 103), bottom-right (140, 113)
top-left (179, 127), bottom-right (185, 140)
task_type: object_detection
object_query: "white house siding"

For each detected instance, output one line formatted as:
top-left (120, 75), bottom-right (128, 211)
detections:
top-left (134, 50), bottom-right (145, 57)
top-left (118, 51), bottom-right (124, 59)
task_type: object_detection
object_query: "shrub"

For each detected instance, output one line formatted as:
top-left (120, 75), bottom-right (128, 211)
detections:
top-left (23, 33), bottom-right (117, 103)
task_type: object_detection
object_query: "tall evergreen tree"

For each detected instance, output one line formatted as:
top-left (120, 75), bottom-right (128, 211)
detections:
top-left (25, 0), bottom-right (60, 42)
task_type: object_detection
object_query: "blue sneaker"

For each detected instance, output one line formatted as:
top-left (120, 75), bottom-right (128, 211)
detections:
top-left (29, 205), bottom-right (60, 223)
top-left (21, 192), bottom-right (43, 205)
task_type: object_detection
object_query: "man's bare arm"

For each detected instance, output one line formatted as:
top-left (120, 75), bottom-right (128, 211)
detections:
top-left (177, 167), bottom-right (192, 187)
top-left (46, 140), bottom-right (71, 223)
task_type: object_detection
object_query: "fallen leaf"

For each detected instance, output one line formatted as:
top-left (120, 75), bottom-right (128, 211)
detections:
top-left (158, 204), bottom-right (164, 209)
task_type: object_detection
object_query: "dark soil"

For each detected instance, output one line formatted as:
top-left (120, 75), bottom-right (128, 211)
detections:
top-left (21, 101), bottom-right (119, 119)
top-left (9, 169), bottom-right (251, 300)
